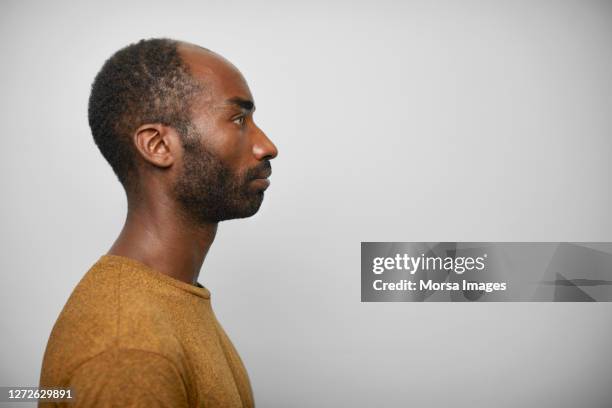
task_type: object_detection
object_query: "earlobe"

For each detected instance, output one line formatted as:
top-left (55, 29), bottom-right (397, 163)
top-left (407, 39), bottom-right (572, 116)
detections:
top-left (133, 124), bottom-right (176, 168)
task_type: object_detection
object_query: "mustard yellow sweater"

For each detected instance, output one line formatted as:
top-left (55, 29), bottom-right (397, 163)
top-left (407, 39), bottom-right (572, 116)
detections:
top-left (39, 254), bottom-right (254, 407)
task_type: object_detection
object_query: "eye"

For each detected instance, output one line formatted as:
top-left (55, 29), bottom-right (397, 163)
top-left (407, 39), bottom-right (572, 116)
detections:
top-left (232, 115), bottom-right (246, 127)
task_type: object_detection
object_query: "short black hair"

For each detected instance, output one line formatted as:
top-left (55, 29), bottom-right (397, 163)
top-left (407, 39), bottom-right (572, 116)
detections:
top-left (88, 38), bottom-right (203, 192)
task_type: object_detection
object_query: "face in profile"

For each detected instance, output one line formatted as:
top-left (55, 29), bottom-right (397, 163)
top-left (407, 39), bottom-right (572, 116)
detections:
top-left (171, 45), bottom-right (278, 225)
top-left (173, 129), bottom-right (272, 224)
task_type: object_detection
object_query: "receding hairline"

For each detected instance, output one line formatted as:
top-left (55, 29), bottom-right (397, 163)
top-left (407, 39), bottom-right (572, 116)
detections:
top-left (176, 42), bottom-right (245, 83)
top-left (176, 41), bottom-right (218, 72)
top-left (176, 40), bottom-right (210, 53)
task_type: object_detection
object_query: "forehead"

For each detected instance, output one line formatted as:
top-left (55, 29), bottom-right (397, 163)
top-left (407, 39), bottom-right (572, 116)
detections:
top-left (178, 43), bottom-right (252, 106)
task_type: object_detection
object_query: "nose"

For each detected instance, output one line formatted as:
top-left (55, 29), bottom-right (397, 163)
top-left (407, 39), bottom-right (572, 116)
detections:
top-left (252, 125), bottom-right (278, 161)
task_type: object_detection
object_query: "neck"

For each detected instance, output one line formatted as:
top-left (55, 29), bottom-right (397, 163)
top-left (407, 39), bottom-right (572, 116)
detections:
top-left (107, 194), bottom-right (218, 285)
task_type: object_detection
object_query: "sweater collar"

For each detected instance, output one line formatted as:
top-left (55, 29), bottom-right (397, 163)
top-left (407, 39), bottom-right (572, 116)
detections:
top-left (99, 254), bottom-right (211, 299)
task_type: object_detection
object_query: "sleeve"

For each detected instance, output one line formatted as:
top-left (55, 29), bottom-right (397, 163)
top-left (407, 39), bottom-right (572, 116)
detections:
top-left (65, 348), bottom-right (190, 408)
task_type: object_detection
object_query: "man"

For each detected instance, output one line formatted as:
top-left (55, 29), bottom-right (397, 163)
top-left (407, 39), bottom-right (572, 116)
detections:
top-left (39, 38), bottom-right (278, 407)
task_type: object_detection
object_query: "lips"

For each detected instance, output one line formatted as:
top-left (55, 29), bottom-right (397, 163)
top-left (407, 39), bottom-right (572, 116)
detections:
top-left (253, 168), bottom-right (272, 180)
top-left (251, 178), bottom-right (270, 190)
top-left (250, 167), bottom-right (272, 190)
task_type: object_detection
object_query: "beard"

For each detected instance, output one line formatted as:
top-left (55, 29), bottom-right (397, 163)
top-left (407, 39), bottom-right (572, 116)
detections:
top-left (172, 129), bottom-right (269, 225)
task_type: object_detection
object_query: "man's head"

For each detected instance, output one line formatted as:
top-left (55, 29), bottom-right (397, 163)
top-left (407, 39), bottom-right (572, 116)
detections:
top-left (88, 38), bottom-right (278, 224)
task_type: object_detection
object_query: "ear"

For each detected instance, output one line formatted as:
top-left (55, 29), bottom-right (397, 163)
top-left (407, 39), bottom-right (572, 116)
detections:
top-left (132, 123), bottom-right (179, 168)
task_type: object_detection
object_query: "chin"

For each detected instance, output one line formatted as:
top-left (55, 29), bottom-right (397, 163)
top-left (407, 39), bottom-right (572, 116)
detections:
top-left (238, 197), bottom-right (264, 218)
top-left (217, 194), bottom-right (265, 222)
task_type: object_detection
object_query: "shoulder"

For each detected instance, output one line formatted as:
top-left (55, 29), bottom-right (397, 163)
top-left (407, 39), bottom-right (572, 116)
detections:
top-left (67, 348), bottom-right (191, 407)
top-left (41, 258), bottom-right (186, 386)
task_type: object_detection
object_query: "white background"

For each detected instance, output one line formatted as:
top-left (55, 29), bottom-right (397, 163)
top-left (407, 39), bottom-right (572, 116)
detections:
top-left (1, 0), bottom-right (612, 406)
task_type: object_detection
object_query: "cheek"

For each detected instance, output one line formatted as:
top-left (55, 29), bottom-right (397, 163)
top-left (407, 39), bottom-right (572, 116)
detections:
top-left (207, 127), bottom-right (251, 170)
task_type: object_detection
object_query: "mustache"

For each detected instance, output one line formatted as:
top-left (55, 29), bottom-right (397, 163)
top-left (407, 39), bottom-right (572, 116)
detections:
top-left (246, 160), bottom-right (272, 180)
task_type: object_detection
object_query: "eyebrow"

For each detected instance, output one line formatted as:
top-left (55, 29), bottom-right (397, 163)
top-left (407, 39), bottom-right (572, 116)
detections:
top-left (226, 97), bottom-right (255, 113)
